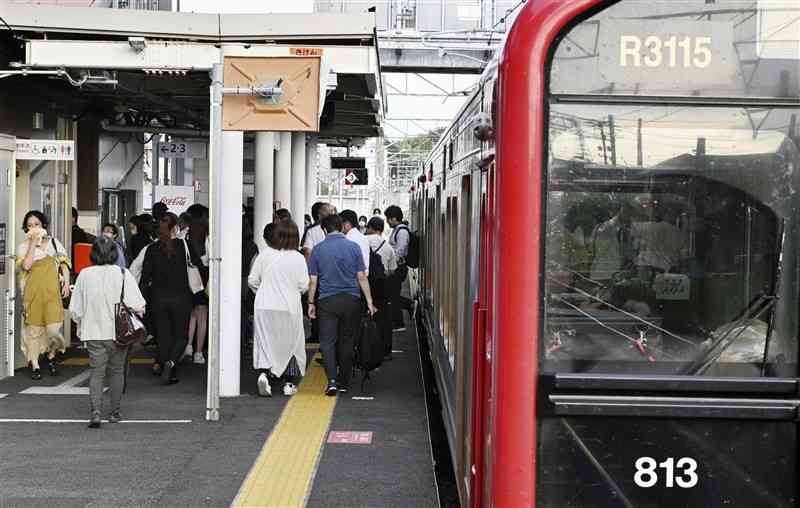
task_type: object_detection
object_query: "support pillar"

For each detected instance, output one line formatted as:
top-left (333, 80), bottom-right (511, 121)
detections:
top-left (290, 132), bottom-right (306, 224)
top-left (275, 131), bottom-right (292, 212)
top-left (254, 132), bottom-right (274, 249)
top-left (219, 130), bottom-right (243, 397)
top-left (305, 136), bottom-right (317, 211)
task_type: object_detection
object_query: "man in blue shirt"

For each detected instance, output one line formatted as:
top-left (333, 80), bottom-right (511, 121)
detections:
top-left (308, 214), bottom-right (377, 395)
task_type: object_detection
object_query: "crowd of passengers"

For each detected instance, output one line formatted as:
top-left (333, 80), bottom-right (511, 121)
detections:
top-left (16, 201), bottom-right (414, 428)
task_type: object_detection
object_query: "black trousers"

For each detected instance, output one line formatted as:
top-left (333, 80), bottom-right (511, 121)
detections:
top-left (317, 293), bottom-right (361, 388)
top-left (152, 291), bottom-right (192, 366)
top-left (387, 265), bottom-right (412, 327)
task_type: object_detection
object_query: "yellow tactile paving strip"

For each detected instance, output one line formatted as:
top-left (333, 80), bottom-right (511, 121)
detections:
top-left (232, 353), bottom-right (336, 508)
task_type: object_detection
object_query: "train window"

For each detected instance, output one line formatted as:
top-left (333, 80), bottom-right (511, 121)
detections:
top-left (550, 0), bottom-right (800, 99)
top-left (542, 103), bottom-right (800, 377)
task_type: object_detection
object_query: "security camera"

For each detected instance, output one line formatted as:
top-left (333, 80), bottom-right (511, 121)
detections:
top-left (128, 37), bottom-right (147, 53)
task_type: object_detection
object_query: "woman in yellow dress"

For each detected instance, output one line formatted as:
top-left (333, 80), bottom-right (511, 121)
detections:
top-left (16, 211), bottom-right (71, 380)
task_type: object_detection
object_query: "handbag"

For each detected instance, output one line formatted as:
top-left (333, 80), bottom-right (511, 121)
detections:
top-left (183, 239), bottom-right (204, 294)
top-left (50, 238), bottom-right (70, 309)
top-left (115, 267), bottom-right (147, 347)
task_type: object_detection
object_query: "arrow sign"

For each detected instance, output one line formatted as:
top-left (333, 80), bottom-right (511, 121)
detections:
top-left (344, 171), bottom-right (358, 184)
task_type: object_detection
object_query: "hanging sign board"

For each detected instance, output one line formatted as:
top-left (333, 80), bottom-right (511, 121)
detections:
top-left (158, 140), bottom-right (207, 159)
top-left (15, 140), bottom-right (75, 161)
top-left (153, 185), bottom-right (195, 215)
top-left (332, 157), bottom-right (368, 185)
top-left (222, 56), bottom-right (321, 132)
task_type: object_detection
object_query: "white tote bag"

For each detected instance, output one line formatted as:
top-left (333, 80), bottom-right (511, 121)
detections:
top-left (183, 239), bottom-right (205, 294)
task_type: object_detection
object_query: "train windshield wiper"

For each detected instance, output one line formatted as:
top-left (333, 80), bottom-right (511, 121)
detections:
top-left (682, 294), bottom-right (778, 376)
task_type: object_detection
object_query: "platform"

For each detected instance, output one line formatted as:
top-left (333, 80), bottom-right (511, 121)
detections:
top-left (0, 323), bottom-right (438, 507)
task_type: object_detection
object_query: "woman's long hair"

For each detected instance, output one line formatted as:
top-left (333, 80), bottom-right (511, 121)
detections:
top-left (188, 213), bottom-right (209, 257)
top-left (158, 212), bottom-right (179, 257)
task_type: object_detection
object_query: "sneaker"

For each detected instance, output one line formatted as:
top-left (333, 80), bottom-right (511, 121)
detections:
top-left (109, 411), bottom-right (122, 424)
top-left (257, 373), bottom-right (272, 397)
top-left (183, 344), bottom-right (193, 359)
top-left (88, 411), bottom-right (102, 429)
top-left (283, 383), bottom-right (298, 396)
top-left (325, 381), bottom-right (337, 396)
top-left (193, 352), bottom-right (205, 364)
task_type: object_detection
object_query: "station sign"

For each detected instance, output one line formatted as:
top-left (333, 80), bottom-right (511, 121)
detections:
top-left (222, 56), bottom-right (321, 132)
top-left (15, 139), bottom-right (75, 161)
top-left (331, 156), bottom-right (368, 185)
top-left (158, 139), bottom-right (207, 159)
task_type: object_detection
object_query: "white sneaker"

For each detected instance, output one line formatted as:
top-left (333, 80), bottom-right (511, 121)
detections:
top-left (193, 352), bottom-right (205, 364)
top-left (257, 373), bottom-right (272, 397)
top-left (283, 383), bottom-right (298, 396)
top-left (183, 344), bottom-right (193, 359)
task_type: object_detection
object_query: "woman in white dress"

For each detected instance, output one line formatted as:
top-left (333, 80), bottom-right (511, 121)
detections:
top-left (248, 220), bottom-right (309, 397)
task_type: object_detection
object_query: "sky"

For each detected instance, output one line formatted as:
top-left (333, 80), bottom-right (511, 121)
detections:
top-left (179, 0), bottom-right (313, 13)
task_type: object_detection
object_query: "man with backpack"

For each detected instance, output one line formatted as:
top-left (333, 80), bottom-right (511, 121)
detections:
top-left (308, 214), bottom-right (377, 395)
top-left (365, 217), bottom-right (397, 360)
top-left (384, 205), bottom-right (417, 331)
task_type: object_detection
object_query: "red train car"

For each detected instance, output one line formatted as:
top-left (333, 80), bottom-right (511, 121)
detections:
top-left (410, 1), bottom-right (800, 506)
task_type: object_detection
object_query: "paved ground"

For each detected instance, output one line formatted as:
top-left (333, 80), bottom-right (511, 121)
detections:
top-left (0, 348), bottom-right (288, 508)
top-left (307, 325), bottom-right (438, 508)
top-left (0, 322), bottom-right (438, 508)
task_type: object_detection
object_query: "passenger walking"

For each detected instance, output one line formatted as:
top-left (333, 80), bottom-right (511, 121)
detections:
top-left (101, 223), bottom-right (128, 269)
top-left (302, 202), bottom-right (334, 260)
top-left (16, 211), bottom-right (71, 380)
top-left (273, 208), bottom-right (292, 223)
top-left (184, 212), bottom-right (210, 364)
top-left (358, 215), bottom-right (368, 235)
top-left (248, 220), bottom-right (309, 397)
top-left (128, 214), bottom-right (154, 261)
top-left (308, 214), bottom-right (377, 395)
top-left (365, 217), bottom-right (398, 359)
top-left (340, 210), bottom-right (370, 274)
top-left (69, 237), bottom-right (146, 428)
top-left (139, 213), bottom-right (203, 384)
top-left (385, 205), bottom-right (414, 330)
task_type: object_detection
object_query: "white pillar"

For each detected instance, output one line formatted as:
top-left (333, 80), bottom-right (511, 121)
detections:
top-left (275, 131), bottom-right (292, 212)
top-left (219, 130), bottom-right (243, 397)
top-left (254, 132), bottom-right (274, 249)
top-left (290, 132), bottom-right (306, 224)
top-left (305, 136), bottom-right (317, 211)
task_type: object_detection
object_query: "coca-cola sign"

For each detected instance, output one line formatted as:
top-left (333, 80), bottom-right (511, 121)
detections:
top-left (153, 186), bottom-right (195, 215)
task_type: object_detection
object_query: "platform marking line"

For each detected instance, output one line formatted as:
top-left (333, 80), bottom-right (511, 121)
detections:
top-left (232, 353), bottom-right (336, 508)
top-left (0, 394), bottom-right (7, 399)
top-left (0, 418), bottom-right (192, 424)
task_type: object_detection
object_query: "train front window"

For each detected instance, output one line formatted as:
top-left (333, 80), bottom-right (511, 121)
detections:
top-left (542, 104), bottom-right (800, 377)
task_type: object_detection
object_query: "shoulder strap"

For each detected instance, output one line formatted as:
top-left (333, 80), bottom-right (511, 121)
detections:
top-left (119, 266), bottom-right (126, 303)
top-left (181, 239), bottom-right (193, 266)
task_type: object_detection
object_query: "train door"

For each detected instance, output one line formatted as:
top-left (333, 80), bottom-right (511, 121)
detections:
top-left (0, 135), bottom-right (15, 379)
top-left (470, 161), bottom-right (494, 507)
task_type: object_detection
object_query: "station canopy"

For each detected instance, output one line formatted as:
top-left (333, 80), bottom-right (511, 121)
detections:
top-left (0, 2), bottom-right (384, 145)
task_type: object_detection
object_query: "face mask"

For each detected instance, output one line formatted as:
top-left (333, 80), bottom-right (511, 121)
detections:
top-left (359, 221), bottom-right (366, 228)
top-left (176, 229), bottom-right (187, 239)
top-left (102, 232), bottom-right (115, 240)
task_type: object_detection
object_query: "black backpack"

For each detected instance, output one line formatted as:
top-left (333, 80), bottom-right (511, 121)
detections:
top-left (355, 315), bottom-right (383, 389)
top-left (368, 241), bottom-right (387, 281)
top-left (395, 225), bottom-right (420, 269)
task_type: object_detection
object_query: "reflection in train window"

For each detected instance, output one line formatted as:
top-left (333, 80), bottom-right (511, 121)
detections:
top-left (542, 104), bottom-right (800, 377)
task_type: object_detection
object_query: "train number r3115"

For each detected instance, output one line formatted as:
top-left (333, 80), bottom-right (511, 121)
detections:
top-left (620, 35), bottom-right (712, 68)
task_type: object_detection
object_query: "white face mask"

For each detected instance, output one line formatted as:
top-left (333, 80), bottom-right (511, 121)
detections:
top-left (176, 228), bottom-right (187, 239)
